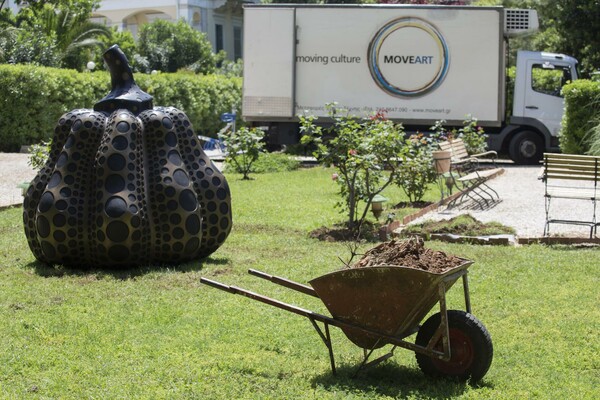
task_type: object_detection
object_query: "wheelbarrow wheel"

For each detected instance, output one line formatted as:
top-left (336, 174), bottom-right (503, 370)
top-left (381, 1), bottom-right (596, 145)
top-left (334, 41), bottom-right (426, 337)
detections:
top-left (415, 310), bottom-right (493, 382)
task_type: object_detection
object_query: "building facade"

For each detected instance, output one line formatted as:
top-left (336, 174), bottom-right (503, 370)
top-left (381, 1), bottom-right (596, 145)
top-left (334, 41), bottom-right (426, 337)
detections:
top-left (94, 0), bottom-right (254, 61)
top-left (4, 0), bottom-right (254, 61)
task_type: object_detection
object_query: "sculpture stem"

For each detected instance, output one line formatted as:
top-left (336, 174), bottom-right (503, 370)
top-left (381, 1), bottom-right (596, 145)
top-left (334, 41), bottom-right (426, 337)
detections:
top-left (104, 44), bottom-right (136, 91)
top-left (93, 45), bottom-right (153, 115)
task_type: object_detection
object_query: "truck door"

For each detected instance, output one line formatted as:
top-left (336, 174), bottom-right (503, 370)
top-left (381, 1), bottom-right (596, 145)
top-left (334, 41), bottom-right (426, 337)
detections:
top-left (243, 7), bottom-right (296, 120)
top-left (523, 60), bottom-right (573, 137)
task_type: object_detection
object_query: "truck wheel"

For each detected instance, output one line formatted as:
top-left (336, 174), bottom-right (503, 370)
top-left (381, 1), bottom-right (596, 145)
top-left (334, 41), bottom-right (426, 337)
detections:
top-left (508, 130), bottom-right (543, 164)
top-left (415, 310), bottom-right (493, 383)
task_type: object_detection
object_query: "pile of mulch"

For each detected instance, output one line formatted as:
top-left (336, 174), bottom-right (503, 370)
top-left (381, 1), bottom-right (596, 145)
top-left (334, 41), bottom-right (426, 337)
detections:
top-left (393, 201), bottom-right (434, 209)
top-left (402, 214), bottom-right (515, 237)
top-left (349, 237), bottom-right (466, 273)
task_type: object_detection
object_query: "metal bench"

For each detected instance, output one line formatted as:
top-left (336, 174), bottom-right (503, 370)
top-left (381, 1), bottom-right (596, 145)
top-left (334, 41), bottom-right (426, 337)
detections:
top-left (541, 153), bottom-right (600, 238)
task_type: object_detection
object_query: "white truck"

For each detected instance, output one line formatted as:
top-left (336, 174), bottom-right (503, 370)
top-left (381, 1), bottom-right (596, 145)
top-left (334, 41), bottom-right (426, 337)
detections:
top-left (242, 4), bottom-right (579, 164)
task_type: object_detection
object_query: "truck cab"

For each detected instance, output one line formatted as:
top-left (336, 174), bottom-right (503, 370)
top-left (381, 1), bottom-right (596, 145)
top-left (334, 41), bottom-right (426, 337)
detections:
top-left (495, 51), bottom-right (579, 164)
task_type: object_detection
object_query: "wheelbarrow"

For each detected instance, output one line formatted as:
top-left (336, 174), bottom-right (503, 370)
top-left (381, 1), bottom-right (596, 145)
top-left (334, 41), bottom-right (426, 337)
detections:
top-left (200, 259), bottom-right (493, 382)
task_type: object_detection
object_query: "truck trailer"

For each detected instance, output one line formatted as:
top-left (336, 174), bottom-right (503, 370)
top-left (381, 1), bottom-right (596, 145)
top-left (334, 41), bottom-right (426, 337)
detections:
top-left (242, 4), bottom-right (579, 164)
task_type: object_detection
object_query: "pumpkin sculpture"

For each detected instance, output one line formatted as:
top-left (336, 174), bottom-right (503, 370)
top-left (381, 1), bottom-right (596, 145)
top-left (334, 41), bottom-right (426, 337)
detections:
top-left (23, 45), bottom-right (232, 268)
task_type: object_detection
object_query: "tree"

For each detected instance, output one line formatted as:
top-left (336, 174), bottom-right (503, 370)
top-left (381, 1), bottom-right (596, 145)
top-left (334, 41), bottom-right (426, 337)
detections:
top-left (544, 0), bottom-right (600, 76)
top-left (0, 26), bottom-right (60, 66)
top-left (0, 0), bottom-right (110, 69)
top-left (38, 6), bottom-right (111, 70)
top-left (93, 27), bottom-right (137, 71)
top-left (476, 0), bottom-right (600, 75)
top-left (137, 19), bottom-right (216, 74)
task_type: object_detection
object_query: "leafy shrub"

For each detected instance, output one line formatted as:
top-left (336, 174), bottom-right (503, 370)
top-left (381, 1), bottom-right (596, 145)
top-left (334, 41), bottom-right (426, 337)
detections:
top-left (394, 134), bottom-right (438, 203)
top-left (560, 79), bottom-right (600, 154)
top-left (221, 127), bottom-right (266, 180)
top-left (28, 140), bottom-right (51, 170)
top-left (0, 64), bottom-right (241, 152)
top-left (300, 106), bottom-right (407, 233)
top-left (505, 66), bottom-right (516, 121)
top-left (431, 117), bottom-right (488, 155)
top-left (586, 112), bottom-right (600, 156)
top-left (458, 116), bottom-right (487, 154)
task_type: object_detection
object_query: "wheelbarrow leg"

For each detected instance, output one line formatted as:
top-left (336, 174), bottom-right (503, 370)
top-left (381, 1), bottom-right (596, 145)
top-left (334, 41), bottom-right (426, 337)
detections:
top-left (309, 318), bottom-right (336, 375)
top-left (352, 345), bottom-right (396, 378)
top-left (438, 282), bottom-right (451, 360)
top-left (462, 273), bottom-right (472, 314)
top-left (424, 282), bottom-right (452, 361)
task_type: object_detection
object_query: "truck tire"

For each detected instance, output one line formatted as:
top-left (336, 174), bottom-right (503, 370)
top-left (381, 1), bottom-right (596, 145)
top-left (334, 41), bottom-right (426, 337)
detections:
top-left (415, 310), bottom-right (493, 383)
top-left (508, 130), bottom-right (543, 165)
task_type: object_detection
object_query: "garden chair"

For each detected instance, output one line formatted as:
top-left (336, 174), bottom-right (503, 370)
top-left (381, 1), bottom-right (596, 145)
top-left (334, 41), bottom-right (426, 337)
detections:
top-left (436, 139), bottom-right (503, 209)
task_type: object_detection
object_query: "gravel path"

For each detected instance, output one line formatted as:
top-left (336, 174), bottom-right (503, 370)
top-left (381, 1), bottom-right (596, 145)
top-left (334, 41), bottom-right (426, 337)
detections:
top-left (1, 153), bottom-right (596, 238)
top-left (0, 153), bottom-right (36, 209)
top-left (410, 164), bottom-right (597, 238)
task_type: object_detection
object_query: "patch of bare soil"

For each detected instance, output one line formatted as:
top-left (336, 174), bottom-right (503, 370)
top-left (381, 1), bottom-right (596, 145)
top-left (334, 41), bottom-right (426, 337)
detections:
top-left (309, 222), bottom-right (380, 242)
top-left (349, 237), bottom-right (465, 273)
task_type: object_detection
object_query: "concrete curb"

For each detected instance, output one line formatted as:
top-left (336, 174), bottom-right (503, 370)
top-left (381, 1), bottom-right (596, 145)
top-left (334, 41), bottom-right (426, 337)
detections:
top-left (0, 203), bottom-right (21, 212)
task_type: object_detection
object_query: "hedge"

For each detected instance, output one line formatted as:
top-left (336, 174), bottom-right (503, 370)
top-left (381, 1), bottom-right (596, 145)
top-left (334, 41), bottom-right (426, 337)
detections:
top-left (0, 64), bottom-right (241, 152)
top-left (560, 79), bottom-right (600, 154)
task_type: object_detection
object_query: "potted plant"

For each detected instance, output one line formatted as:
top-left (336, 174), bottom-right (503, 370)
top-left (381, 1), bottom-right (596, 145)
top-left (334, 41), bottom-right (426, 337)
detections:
top-left (432, 150), bottom-right (452, 174)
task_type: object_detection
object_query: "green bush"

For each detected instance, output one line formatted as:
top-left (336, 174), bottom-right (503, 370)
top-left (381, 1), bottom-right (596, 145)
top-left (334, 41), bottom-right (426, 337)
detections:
top-left (505, 66), bottom-right (516, 121)
top-left (0, 64), bottom-right (241, 152)
top-left (223, 152), bottom-right (301, 174)
top-left (136, 73), bottom-right (241, 136)
top-left (221, 127), bottom-right (265, 180)
top-left (0, 65), bottom-right (107, 152)
top-left (560, 79), bottom-right (600, 154)
top-left (251, 152), bottom-right (301, 173)
top-left (587, 121), bottom-right (600, 156)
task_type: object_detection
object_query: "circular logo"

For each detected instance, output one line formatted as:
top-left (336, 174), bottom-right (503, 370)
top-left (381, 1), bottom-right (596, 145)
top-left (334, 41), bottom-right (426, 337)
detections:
top-left (368, 17), bottom-right (450, 98)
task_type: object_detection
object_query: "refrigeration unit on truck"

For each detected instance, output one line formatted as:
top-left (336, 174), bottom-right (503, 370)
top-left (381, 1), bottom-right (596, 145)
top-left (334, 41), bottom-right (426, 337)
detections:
top-left (242, 4), bottom-right (579, 164)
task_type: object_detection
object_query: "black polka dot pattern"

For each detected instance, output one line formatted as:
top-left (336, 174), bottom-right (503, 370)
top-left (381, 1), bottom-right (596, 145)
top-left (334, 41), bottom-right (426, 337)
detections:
top-left (23, 107), bottom-right (232, 268)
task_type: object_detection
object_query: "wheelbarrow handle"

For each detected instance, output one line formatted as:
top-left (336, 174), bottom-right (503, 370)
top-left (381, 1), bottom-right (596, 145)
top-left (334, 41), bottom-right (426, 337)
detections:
top-left (248, 269), bottom-right (319, 297)
top-left (200, 277), bottom-right (317, 318)
top-left (200, 277), bottom-right (237, 294)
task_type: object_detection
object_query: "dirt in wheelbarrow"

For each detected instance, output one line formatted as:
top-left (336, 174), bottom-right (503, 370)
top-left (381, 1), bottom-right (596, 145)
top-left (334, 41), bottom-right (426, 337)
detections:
top-left (349, 237), bottom-right (464, 273)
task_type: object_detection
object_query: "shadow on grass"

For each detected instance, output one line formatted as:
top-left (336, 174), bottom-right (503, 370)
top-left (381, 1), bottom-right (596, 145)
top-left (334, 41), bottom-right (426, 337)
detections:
top-left (26, 256), bottom-right (230, 280)
top-left (311, 363), bottom-right (494, 398)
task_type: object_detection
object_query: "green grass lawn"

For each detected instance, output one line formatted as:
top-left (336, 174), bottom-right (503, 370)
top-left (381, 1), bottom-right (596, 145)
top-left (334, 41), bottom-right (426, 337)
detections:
top-left (0, 167), bottom-right (598, 399)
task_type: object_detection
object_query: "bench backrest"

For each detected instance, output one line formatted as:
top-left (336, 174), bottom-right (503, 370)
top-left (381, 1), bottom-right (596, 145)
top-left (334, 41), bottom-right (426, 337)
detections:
top-left (438, 139), bottom-right (469, 161)
top-left (543, 153), bottom-right (600, 182)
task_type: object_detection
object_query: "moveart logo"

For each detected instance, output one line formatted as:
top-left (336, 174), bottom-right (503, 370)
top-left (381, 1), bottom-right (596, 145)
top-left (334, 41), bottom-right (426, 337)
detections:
top-left (368, 17), bottom-right (450, 97)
